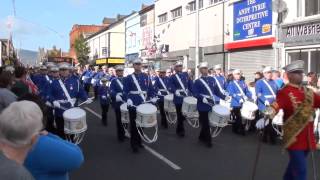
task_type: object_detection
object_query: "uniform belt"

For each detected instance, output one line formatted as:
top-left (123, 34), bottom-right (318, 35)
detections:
top-left (159, 89), bottom-right (167, 92)
top-left (264, 95), bottom-right (275, 98)
top-left (129, 91), bottom-right (146, 95)
top-left (201, 94), bottom-right (211, 99)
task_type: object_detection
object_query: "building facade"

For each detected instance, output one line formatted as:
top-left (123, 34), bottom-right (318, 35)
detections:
top-left (224, 0), bottom-right (278, 81)
top-left (69, 25), bottom-right (105, 63)
top-left (125, 12), bottom-right (141, 63)
top-left (279, 0), bottom-right (320, 75)
top-left (155, 0), bottom-right (227, 69)
top-left (86, 16), bottom-right (128, 66)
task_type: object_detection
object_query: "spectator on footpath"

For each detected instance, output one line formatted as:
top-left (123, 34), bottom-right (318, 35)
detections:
top-left (272, 70), bottom-right (284, 89)
top-left (11, 66), bottom-right (31, 98)
top-left (19, 94), bottom-right (85, 180)
top-left (0, 101), bottom-right (43, 180)
top-left (0, 71), bottom-right (17, 112)
top-left (254, 71), bottom-right (263, 83)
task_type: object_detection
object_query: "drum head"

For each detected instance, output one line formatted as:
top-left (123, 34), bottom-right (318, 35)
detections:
top-left (63, 108), bottom-right (86, 121)
top-left (183, 96), bottom-right (197, 104)
top-left (212, 105), bottom-right (230, 116)
top-left (164, 94), bottom-right (174, 101)
top-left (243, 101), bottom-right (258, 111)
top-left (120, 103), bottom-right (128, 112)
top-left (137, 103), bottom-right (157, 115)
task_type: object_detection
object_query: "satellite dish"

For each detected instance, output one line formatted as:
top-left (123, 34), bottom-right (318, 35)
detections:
top-left (272, 0), bottom-right (287, 13)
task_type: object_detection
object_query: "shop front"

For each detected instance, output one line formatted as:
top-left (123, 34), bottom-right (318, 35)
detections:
top-left (281, 18), bottom-right (320, 75)
top-left (95, 58), bottom-right (125, 66)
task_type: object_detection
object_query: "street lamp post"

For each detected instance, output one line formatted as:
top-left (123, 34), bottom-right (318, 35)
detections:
top-left (195, 0), bottom-right (200, 78)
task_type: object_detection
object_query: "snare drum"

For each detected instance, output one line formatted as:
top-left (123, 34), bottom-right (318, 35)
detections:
top-left (164, 94), bottom-right (176, 113)
top-left (63, 107), bottom-right (87, 134)
top-left (219, 100), bottom-right (231, 110)
top-left (209, 105), bottom-right (230, 127)
top-left (241, 101), bottom-right (258, 120)
top-left (182, 97), bottom-right (198, 118)
top-left (272, 109), bottom-right (284, 126)
top-left (120, 103), bottom-right (129, 124)
top-left (136, 103), bottom-right (158, 128)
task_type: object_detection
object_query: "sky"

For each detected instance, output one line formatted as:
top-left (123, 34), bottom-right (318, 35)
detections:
top-left (0, 0), bottom-right (154, 52)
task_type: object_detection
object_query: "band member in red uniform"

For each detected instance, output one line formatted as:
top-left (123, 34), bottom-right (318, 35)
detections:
top-left (265, 60), bottom-right (320, 180)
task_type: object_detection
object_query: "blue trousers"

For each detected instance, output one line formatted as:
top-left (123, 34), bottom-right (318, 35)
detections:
top-left (283, 150), bottom-right (309, 180)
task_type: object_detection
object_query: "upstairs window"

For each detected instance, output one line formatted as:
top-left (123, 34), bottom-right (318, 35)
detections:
top-left (210, 0), bottom-right (223, 5)
top-left (305, 0), bottom-right (320, 16)
top-left (158, 13), bottom-right (167, 23)
top-left (171, 7), bottom-right (182, 19)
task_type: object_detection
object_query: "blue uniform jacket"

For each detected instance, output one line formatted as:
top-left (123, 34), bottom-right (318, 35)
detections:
top-left (81, 70), bottom-right (92, 84)
top-left (110, 77), bottom-right (125, 109)
top-left (98, 85), bottom-right (110, 105)
top-left (91, 71), bottom-right (101, 87)
top-left (227, 80), bottom-right (252, 108)
top-left (48, 76), bottom-right (88, 117)
top-left (193, 76), bottom-right (226, 112)
top-left (37, 75), bottom-right (51, 99)
top-left (213, 75), bottom-right (227, 103)
top-left (153, 76), bottom-right (170, 102)
top-left (123, 73), bottom-right (156, 108)
top-left (169, 72), bottom-right (193, 105)
top-left (255, 79), bottom-right (279, 111)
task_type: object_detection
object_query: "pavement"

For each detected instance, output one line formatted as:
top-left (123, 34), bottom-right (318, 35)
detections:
top-left (71, 100), bottom-right (320, 180)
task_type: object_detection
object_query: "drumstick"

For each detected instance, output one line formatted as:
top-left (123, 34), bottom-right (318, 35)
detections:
top-left (78, 97), bottom-right (94, 107)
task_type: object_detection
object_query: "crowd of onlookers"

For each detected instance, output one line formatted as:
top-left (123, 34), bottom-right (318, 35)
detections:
top-left (0, 65), bottom-right (84, 180)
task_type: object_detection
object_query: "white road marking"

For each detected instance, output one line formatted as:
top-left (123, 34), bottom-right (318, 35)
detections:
top-left (84, 106), bottom-right (182, 170)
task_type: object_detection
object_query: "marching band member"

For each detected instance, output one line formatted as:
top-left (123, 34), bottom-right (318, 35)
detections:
top-left (81, 64), bottom-right (93, 94)
top-left (123, 59), bottom-right (157, 153)
top-left (154, 68), bottom-right (170, 129)
top-left (213, 64), bottom-right (228, 104)
top-left (98, 78), bottom-right (110, 126)
top-left (227, 69), bottom-right (252, 136)
top-left (169, 61), bottom-right (193, 137)
top-left (255, 66), bottom-right (279, 144)
top-left (48, 63), bottom-right (92, 139)
top-left (193, 62), bottom-right (227, 147)
top-left (36, 65), bottom-right (50, 99)
top-left (91, 66), bottom-right (100, 99)
top-left (45, 66), bottom-right (60, 134)
top-left (265, 60), bottom-right (320, 180)
top-left (110, 66), bottom-right (126, 142)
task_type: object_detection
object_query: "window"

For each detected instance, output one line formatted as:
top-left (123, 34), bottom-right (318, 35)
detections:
top-left (188, 0), bottom-right (203, 12)
top-left (158, 13), bottom-right (167, 23)
top-left (210, 0), bottom-right (223, 5)
top-left (305, 0), bottom-right (320, 16)
top-left (199, 0), bottom-right (204, 9)
top-left (171, 7), bottom-right (182, 19)
top-left (188, 1), bottom-right (196, 12)
top-left (140, 14), bottom-right (147, 27)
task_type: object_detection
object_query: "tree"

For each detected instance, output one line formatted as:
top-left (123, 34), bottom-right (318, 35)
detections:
top-left (74, 34), bottom-right (90, 66)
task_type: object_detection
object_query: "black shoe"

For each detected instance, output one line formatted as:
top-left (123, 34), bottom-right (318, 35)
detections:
top-left (206, 142), bottom-right (213, 148)
top-left (138, 143), bottom-right (144, 148)
top-left (132, 147), bottom-right (139, 153)
top-left (177, 131), bottom-right (185, 137)
top-left (102, 120), bottom-right (107, 126)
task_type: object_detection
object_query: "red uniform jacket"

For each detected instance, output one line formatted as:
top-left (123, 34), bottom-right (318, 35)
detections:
top-left (274, 83), bottom-right (320, 150)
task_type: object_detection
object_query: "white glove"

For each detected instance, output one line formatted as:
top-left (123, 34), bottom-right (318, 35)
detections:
top-left (127, 99), bottom-right (133, 106)
top-left (203, 98), bottom-right (209, 104)
top-left (225, 96), bottom-right (231, 101)
top-left (157, 91), bottom-right (162, 96)
top-left (264, 101), bottom-right (270, 106)
top-left (45, 101), bottom-right (52, 107)
top-left (151, 97), bottom-right (158, 103)
top-left (256, 118), bottom-right (265, 130)
top-left (101, 95), bottom-right (107, 99)
top-left (53, 101), bottom-right (60, 108)
top-left (244, 96), bottom-right (248, 101)
top-left (175, 91), bottom-right (181, 96)
top-left (116, 95), bottom-right (123, 102)
top-left (239, 99), bottom-right (244, 104)
top-left (69, 98), bottom-right (76, 106)
top-left (86, 98), bottom-right (93, 104)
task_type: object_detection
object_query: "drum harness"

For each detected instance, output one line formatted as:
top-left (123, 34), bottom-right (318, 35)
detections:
top-left (199, 78), bottom-right (225, 137)
top-left (159, 77), bottom-right (177, 124)
top-left (58, 79), bottom-right (77, 110)
top-left (130, 74), bottom-right (158, 143)
top-left (175, 74), bottom-right (188, 96)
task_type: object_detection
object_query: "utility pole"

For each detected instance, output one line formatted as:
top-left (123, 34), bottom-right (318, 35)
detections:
top-left (195, 0), bottom-right (200, 78)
